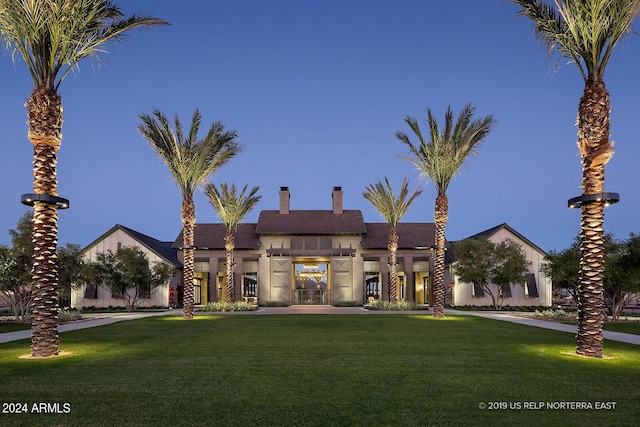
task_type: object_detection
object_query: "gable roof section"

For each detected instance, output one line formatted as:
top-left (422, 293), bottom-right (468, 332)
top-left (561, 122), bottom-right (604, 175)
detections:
top-left (465, 222), bottom-right (547, 256)
top-left (84, 224), bottom-right (181, 268)
top-left (255, 210), bottom-right (366, 235)
top-left (172, 223), bottom-right (261, 250)
top-left (361, 223), bottom-right (436, 249)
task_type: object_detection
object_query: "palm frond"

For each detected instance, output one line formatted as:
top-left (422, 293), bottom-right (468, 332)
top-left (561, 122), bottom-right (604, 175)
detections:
top-left (363, 177), bottom-right (422, 228)
top-left (204, 182), bottom-right (261, 231)
top-left (138, 109), bottom-right (241, 199)
top-left (0, 0), bottom-right (169, 89)
top-left (511, 0), bottom-right (640, 80)
top-left (397, 103), bottom-right (496, 194)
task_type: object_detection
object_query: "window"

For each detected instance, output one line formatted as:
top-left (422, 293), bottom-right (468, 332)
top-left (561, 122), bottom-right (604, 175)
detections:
top-left (525, 273), bottom-right (539, 298)
top-left (472, 283), bottom-right (485, 298)
top-left (84, 284), bottom-right (98, 299)
top-left (365, 272), bottom-right (380, 301)
top-left (499, 284), bottom-right (512, 298)
top-left (243, 272), bottom-right (258, 297)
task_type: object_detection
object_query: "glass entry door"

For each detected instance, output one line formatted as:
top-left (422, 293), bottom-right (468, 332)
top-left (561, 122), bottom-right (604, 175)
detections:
top-left (293, 261), bottom-right (328, 305)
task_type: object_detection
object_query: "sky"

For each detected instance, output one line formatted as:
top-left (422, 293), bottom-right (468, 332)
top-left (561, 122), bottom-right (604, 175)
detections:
top-left (0, 0), bottom-right (639, 253)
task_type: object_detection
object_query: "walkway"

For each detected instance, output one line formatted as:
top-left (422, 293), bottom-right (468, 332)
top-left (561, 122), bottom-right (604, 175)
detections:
top-left (1, 307), bottom-right (639, 346)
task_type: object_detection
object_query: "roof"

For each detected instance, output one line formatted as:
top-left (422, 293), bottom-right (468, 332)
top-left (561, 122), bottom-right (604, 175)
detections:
top-left (83, 224), bottom-right (181, 268)
top-left (361, 223), bottom-right (436, 249)
top-left (172, 223), bottom-right (261, 250)
top-left (255, 210), bottom-right (367, 235)
top-left (464, 223), bottom-right (547, 255)
top-left (445, 222), bottom-right (547, 265)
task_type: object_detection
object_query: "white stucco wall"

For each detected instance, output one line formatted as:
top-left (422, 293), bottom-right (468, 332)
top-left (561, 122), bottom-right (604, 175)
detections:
top-left (451, 227), bottom-right (552, 308)
top-left (71, 228), bottom-right (173, 309)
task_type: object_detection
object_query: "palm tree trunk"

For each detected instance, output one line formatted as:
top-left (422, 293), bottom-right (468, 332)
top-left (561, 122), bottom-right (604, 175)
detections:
top-left (388, 228), bottom-right (398, 303)
top-left (225, 233), bottom-right (235, 303)
top-left (181, 198), bottom-right (196, 320)
top-left (432, 192), bottom-right (448, 318)
top-left (576, 78), bottom-right (612, 358)
top-left (27, 87), bottom-right (63, 357)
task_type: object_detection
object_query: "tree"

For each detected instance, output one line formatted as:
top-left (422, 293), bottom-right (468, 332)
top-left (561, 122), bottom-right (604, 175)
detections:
top-left (541, 238), bottom-right (581, 304)
top-left (82, 246), bottom-right (174, 312)
top-left (0, 0), bottom-right (168, 357)
top-left (138, 109), bottom-right (241, 318)
top-left (204, 182), bottom-right (261, 302)
top-left (363, 177), bottom-right (422, 303)
top-left (605, 233), bottom-right (640, 321)
top-left (452, 238), bottom-right (530, 310)
top-left (0, 212), bottom-right (84, 321)
top-left (396, 104), bottom-right (495, 317)
top-left (510, 0), bottom-right (640, 358)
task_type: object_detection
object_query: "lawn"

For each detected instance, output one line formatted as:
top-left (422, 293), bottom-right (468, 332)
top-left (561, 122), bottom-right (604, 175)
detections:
top-left (604, 321), bottom-right (640, 335)
top-left (0, 314), bottom-right (638, 426)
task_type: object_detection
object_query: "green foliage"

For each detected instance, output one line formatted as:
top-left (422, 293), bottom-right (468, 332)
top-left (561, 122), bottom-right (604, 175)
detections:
top-left (453, 237), bottom-right (530, 310)
top-left (362, 177), bottom-right (422, 228)
top-left (198, 301), bottom-right (258, 312)
top-left (365, 299), bottom-right (421, 311)
top-left (58, 307), bottom-right (82, 322)
top-left (81, 246), bottom-right (174, 312)
top-left (204, 182), bottom-right (261, 232)
top-left (332, 300), bottom-right (359, 307)
top-left (260, 300), bottom-right (289, 307)
top-left (534, 308), bottom-right (577, 322)
top-left (0, 0), bottom-right (168, 90)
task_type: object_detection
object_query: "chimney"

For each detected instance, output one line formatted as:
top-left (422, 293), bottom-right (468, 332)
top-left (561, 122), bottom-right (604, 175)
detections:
top-left (279, 187), bottom-right (290, 214)
top-left (332, 186), bottom-right (343, 214)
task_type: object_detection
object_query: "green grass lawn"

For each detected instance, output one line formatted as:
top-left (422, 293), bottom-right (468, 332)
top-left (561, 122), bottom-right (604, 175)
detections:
top-left (0, 314), bottom-right (638, 426)
top-left (604, 321), bottom-right (640, 335)
top-left (0, 321), bottom-right (30, 333)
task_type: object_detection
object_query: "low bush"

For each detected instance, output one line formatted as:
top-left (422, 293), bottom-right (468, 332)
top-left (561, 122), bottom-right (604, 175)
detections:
top-left (365, 300), bottom-right (421, 311)
top-left (260, 300), bottom-right (289, 307)
top-left (534, 307), bottom-right (577, 322)
top-left (333, 300), bottom-right (358, 307)
top-left (58, 308), bottom-right (82, 322)
top-left (198, 301), bottom-right (258, 312)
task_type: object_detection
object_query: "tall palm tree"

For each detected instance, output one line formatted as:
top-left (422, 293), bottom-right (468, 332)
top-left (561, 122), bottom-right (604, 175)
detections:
top-left (396, 104), bottom-right (495, 318)
top-left (138, 109), bottom-right (240, 319)
top-left (0, 0), bottom-right (167, 357)
top-left (204, 182), bottom-right (261, 303)
top-left (363, 177), bottom-right (422, 303)
top-left (511, 0), bottom-right (640, 358)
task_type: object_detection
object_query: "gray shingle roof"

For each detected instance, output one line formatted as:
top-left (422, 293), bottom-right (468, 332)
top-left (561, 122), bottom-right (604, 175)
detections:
top-left (255, 210), bottom-right (367, 235)
top-left (361, 223), bottom-right (436, 249)
top-left (172, 223), bottom-right (260, 250)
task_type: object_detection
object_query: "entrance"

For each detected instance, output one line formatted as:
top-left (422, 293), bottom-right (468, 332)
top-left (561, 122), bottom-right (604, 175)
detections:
top-left (293, 259), bottom-right (328, 305)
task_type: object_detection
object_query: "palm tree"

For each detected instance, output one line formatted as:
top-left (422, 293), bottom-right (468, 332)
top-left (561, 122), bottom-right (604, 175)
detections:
top-left (204, 182), bottom-right (261, 303)
top-left (138, 109), bottom-right (240, 319)
top-left (363, 177), bottom-right (422, 303)
top-left (0, 0), bottom-right (167, 357)
top-left (511, 0), bottom-right (640, 358)
top-left (396, 104), bottom-right (495, 318)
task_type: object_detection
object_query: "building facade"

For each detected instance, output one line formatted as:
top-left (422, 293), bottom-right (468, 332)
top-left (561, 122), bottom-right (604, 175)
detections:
top-left (174, 187), bottom-right (436, 306)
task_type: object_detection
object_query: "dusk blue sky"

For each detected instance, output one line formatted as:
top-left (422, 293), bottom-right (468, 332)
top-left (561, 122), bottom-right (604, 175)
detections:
top-left (1, 0), bottom-right (638, 252)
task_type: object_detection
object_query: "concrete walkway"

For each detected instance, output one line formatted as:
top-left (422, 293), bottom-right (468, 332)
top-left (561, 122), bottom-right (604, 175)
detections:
top-left (1, 307), bottom-right (639, 346)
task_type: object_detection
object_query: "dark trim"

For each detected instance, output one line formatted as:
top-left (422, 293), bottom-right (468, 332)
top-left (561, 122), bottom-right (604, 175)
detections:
top-left (21, 193), bottom-right (69, 209)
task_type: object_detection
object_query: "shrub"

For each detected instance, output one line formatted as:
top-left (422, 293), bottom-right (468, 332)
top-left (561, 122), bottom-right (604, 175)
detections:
top-left (58, 308), bottom-right (82, 322)
top-left (333, 300), bottom-right (358, 307)
top-left (198, 301), bottom-right (258, 312)
top-left (365, 300), bottom-right (421, 311)
top-left (260, 300), bottom-right (289, 307)
top-left (534, 307), bottom-right (577, 322)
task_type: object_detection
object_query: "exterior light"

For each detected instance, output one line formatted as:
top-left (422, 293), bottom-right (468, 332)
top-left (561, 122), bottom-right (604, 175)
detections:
top-left (21, 193), bottom-right (70, 209)
top-left (567, 192), bottom-right (620, 209)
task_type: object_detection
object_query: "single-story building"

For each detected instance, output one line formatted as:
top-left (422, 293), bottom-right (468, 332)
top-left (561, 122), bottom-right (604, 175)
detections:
top-left (71, 224), bottom-right (181, 309)
top-left (445, 223), bottom-right (552, 307)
